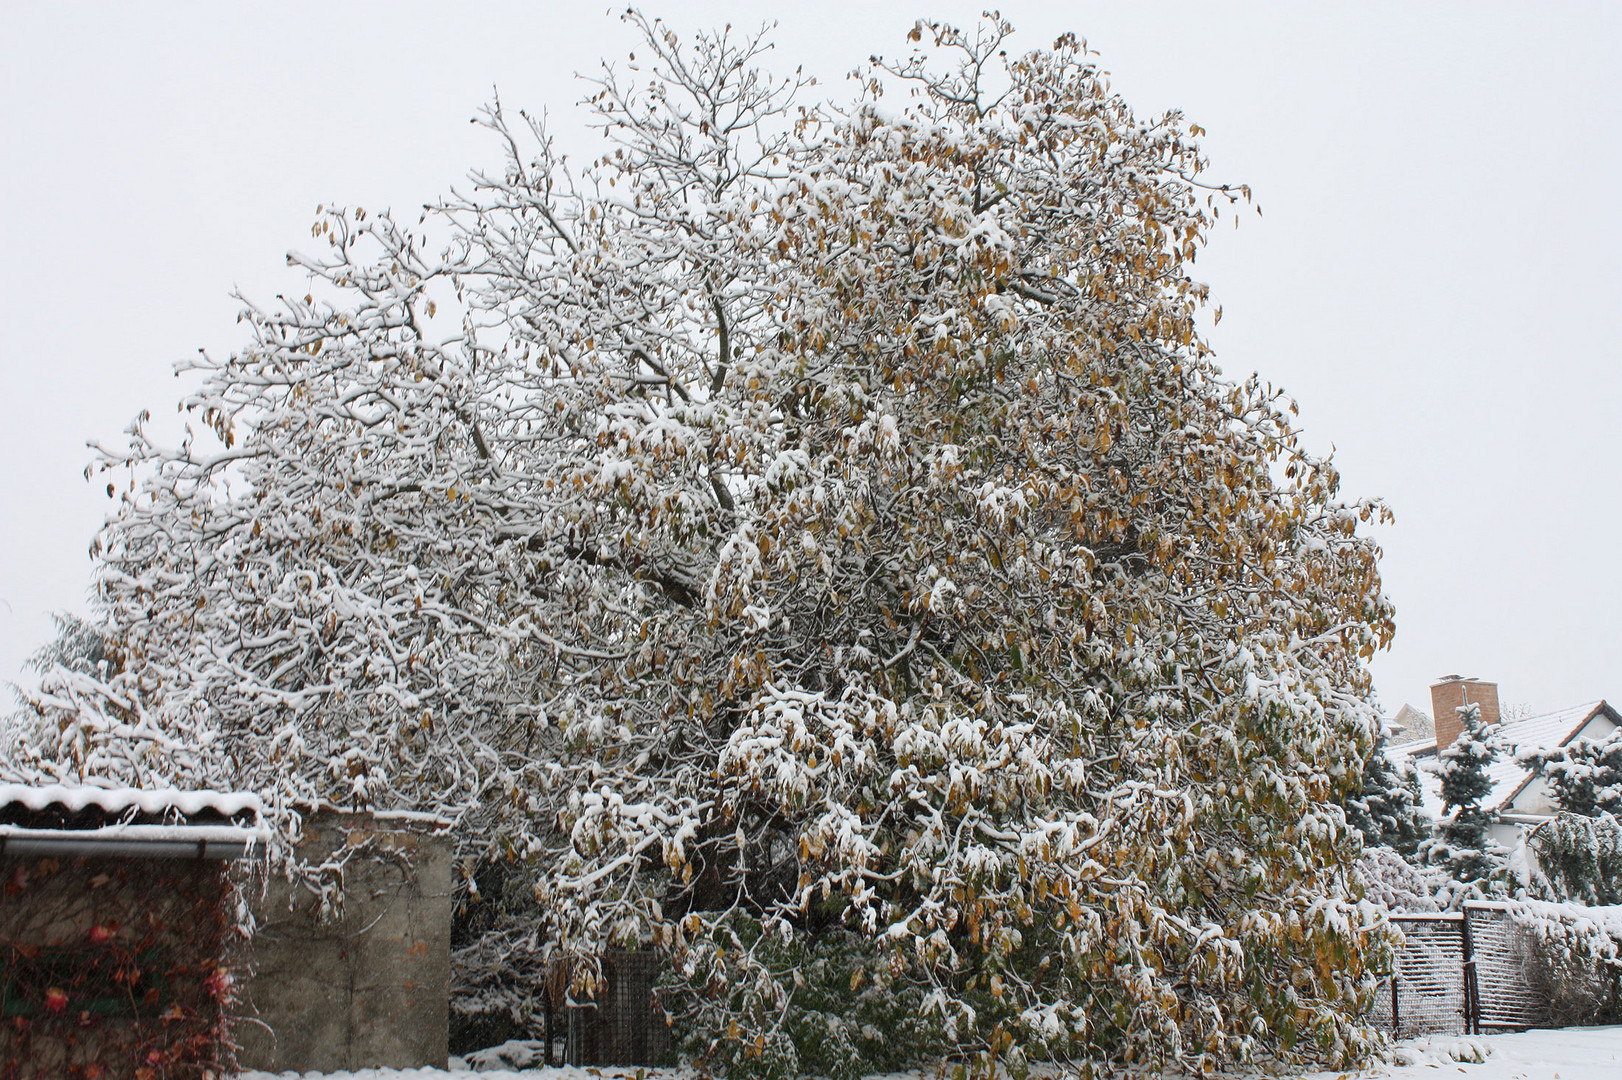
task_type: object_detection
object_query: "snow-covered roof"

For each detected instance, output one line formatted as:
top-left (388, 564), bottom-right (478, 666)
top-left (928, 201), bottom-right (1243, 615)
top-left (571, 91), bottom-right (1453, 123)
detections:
top-left (1391, 736), bottom-right (1437, 758)
top-left (0, 783), bottom-right (262, 822)
top-left (1498, 701), bottom-right (1608, 757)
top-left (0, 783), bottom-right (267, 859)
top-left (1405, 700), bottom-right (1618, 820)
top-left (1483, 755), bottom-right (1536, 813)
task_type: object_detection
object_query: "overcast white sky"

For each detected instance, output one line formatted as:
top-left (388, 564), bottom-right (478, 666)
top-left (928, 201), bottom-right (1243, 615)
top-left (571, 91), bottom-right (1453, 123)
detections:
top-left (2, 2), bottom-right (1618, 718)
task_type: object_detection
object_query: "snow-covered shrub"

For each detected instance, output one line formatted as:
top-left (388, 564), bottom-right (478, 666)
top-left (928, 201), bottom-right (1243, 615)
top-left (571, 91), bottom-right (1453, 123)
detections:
top-left (1529, 812), bottom-right (1622, 906)
top-left (449, 912), bottom-right (553, 1054)
top-left (1517, 733), bottom-right (1622, 911)
top-left (1505, 899), bottom-right (1622, 1026)
top-left (1357, 846), bottom-right (1444, 912)
top-left (663, 916), bottom-right (942, 1080)
top-left (5, 12), bottom-right (1399, 1076)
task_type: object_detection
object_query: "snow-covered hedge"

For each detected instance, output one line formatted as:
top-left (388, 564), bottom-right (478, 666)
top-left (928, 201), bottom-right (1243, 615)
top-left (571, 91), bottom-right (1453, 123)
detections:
top-left (1504, 899), bottom-right (1622, 1025)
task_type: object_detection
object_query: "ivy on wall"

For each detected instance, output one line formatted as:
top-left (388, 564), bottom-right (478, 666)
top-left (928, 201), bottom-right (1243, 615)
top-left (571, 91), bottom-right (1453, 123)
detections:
top-left (0, 855), bottom-right (240, 1080)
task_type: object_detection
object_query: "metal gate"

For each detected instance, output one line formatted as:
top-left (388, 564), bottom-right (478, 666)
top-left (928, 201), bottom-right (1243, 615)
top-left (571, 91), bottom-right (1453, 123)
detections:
top-left (1370, 902), bottom-right (1549, 1037)
top-left (565, 950), bottom-right (669, 1066)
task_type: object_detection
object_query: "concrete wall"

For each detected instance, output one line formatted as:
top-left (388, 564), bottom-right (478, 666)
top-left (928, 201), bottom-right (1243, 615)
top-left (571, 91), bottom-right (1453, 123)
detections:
top-left (237, 811), bottom-right (453, 1072)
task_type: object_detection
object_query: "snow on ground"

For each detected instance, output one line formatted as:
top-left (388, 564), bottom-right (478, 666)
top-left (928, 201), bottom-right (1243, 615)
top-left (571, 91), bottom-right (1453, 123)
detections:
top-left (242, 1025), bottom-right (1622, 1080)
top-left (241, 1071), bottom-right (670, 1080)
top-left (1305, 1026), bottom-right (1620, 1080)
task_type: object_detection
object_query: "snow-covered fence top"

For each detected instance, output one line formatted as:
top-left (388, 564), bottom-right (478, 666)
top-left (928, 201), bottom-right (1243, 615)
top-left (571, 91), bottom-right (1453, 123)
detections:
top-left (0, 783), bottom-right (267, 860)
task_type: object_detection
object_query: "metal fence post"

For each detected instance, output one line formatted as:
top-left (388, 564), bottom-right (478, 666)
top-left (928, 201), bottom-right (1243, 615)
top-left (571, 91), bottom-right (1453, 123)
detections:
top-left (1461, 905), bottom-right (1480, 1035)
top-left (1391, 971), bottom-right (1401, 1035)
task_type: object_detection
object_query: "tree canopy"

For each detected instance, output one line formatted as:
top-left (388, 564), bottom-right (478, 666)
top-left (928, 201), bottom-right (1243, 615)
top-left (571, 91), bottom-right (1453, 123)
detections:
top-left (7, 13), bottom-right (1396, 1076)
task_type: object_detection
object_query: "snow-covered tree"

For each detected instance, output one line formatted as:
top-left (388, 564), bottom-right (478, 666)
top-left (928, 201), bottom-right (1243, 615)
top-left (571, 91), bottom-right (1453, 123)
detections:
top-left (1522, 731), bottom-right (1622, 905)
top-left (7, 205), bottom-right (557, 847)
top-left (1345, 732), bottom-right (1427, 857)
top-left (20, 613), bottom-right (118, 685)
top-left (7, 13), bottom-right (1399, 1077)
top-left (1420, 704), bottom-right (1506, 888)
top-left (1526, 730), bottom-right (1622, 818)
top-left (1529, 811), bottom-right (1622, 906)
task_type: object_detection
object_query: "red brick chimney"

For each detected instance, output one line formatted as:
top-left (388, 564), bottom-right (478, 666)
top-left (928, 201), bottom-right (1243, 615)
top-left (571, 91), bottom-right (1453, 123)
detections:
top-left (1430, 675), bottom-right (1501, 750)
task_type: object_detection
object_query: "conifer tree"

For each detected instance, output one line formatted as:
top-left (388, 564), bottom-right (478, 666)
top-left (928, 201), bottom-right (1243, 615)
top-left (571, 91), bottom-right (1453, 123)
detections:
top-left (1524, 728), bottom-right (1622, 903)
top-left (1421, 704), bottom-right (1505, 885)
top-left (1345, 732), bottom-right (1427, 857)
top-left (1529, 811), bottom-right (1622, 906)
top-left (1526, 730), bottom-right (1622, 817)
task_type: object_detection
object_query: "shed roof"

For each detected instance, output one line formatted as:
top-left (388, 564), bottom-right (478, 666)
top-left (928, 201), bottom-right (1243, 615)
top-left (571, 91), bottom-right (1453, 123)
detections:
top-left (0, 783), bottom-right (262, 821)
top-left (0, 783), bottom-right (268, 860)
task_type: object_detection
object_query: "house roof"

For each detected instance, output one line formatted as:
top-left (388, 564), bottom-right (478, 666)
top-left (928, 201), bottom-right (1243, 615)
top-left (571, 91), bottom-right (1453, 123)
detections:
top-left (1396, 700), bottom-right (1617, 819)
top-left (1498, 701), bottom-right (1609, 757)
top-left (1389, 703), bottom-right (1435, 740)
top-left (1391, 736), bottom-right (1437, 758)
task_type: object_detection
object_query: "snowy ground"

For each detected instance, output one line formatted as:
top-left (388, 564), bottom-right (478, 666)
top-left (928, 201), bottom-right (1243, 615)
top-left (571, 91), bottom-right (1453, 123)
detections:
top-left (1311, 1027), bottom-right (1622, 1079)
top-left (242, 1025), bottom-right (1622, 1080)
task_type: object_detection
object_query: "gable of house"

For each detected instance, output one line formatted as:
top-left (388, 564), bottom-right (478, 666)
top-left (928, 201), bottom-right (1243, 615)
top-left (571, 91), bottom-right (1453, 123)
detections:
top-left (1498, 701), bottom-right (1620, 815)
top-left (1395, 700), bottom-right (1620, 824)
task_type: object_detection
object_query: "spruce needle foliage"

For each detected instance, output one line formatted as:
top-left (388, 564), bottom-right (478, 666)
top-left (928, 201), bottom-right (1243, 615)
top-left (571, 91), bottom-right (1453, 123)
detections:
top-left (1525, 730), bottom-right (1622, 904)
top-left (1344, 733), bottom-right (1427, 858)
top-left (1420, 705), bottom-right (1506, 889)
top-left (1526, 730), bottom-right (1622, 818)
top-left (1530, 812), bottom-right (1622, 906)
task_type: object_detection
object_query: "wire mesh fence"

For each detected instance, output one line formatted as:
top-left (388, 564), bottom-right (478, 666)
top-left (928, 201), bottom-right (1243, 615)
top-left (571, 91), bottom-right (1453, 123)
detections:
top-left (1369, 901), bottom-right (1567, 1037)
top-left (1467, 901), bottom-right (1549, 1031)
top-left (1369, 912), bottom-right (1469, 1037)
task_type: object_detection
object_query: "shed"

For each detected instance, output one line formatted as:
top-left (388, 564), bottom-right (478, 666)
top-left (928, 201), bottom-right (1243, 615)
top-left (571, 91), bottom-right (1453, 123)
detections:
top-left (0, 784), bottom-right (266, 1080)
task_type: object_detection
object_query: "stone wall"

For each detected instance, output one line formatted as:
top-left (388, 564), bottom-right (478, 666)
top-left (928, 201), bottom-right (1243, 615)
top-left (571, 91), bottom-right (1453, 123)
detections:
top-left (237, 811), bottom-right (453, 1072)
